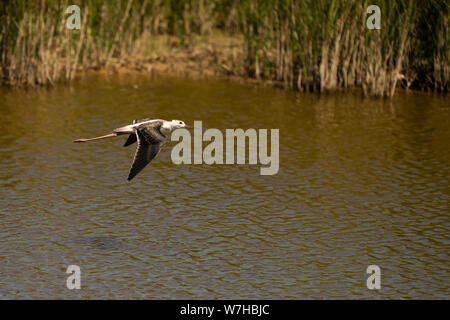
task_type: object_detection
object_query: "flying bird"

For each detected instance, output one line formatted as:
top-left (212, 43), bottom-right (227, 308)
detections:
top-left (73, 118), bottom-right (189, 181)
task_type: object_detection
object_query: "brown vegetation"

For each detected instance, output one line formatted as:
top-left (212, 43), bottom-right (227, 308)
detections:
top-left (0, 0), bottom-right (448, 97)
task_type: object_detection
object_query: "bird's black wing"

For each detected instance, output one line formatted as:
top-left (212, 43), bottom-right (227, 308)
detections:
top-left (124, 118), bottom-right (154, 147)
top-left (137, 121), bottom-right (166, 144)
top-left (123, 134), bottom-right (137, 147)
top-left (127, 122), bottom-right (166, 181)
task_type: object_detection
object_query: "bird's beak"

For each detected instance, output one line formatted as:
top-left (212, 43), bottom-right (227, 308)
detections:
top-left (185, 125), bottom-right (192, 129)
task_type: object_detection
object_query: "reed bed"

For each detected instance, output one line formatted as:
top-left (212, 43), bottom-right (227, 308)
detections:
top-left (238, 0), bottom-right (449, 96)
top-left (0, 0), bottom-right (448, 97)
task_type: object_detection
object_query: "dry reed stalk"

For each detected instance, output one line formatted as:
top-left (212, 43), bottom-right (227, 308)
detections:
top-left (70, 6), bottom-right (89, 80)
top-left (106, 0), bottom-right (134, 65)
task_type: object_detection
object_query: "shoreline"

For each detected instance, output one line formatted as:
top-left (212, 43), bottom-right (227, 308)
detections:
top-left (2, 30), bottom-right (447, 97)
top-left (1, 2), bottom-right (448, 97)
top-left (32, 64), bottom-right (448, 99)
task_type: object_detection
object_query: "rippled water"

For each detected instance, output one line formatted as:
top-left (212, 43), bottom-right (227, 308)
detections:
top-left (0, 74), bottom-right (449, 299)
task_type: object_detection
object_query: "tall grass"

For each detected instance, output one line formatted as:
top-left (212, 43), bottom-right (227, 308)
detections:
top-left (0, 0), bottom-right (225, 86)
top-left (237, 0), bottom-right (448, 96)
top-left (0, 0), bottom-right (448, 96)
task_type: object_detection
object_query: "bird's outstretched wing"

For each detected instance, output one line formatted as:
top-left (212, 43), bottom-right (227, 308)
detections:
top-left (124, 118), bottom-right (153, 147)
top-left (123, 134), bottom-right (137, 147)
top-left (127, 122), bottom-right (166, 181)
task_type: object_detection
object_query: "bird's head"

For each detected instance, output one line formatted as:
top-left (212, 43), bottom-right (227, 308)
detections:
top-left (170, 120), bottom-right (189, 129)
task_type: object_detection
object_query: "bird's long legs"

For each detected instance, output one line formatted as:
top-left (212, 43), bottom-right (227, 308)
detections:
top-left (72, 133), bottom-right (117, 143)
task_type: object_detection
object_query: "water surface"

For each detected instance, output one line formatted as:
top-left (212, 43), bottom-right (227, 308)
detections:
top-left (0, 75), bottom-right (449, 299)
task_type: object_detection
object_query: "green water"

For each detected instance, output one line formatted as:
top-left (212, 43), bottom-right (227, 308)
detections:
top-left (0, 74), bottom-right (449, 299)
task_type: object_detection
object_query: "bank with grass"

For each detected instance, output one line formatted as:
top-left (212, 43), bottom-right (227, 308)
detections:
top-left (0, 0), bottom-right (448, 97)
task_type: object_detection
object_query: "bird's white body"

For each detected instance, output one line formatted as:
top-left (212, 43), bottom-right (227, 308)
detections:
top-left (114, 119), bottom-right (185, 136)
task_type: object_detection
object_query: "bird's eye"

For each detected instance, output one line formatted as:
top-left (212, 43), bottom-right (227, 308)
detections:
top-left (179, 122), bottom-right (182, 124)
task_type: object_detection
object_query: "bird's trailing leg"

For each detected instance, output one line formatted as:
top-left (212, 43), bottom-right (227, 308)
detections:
top-left (72, 132), bottom-right (118, 143)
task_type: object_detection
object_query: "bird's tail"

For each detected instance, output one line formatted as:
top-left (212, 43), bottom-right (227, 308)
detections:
top-left (72, 132), bottom-right (117, 143)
